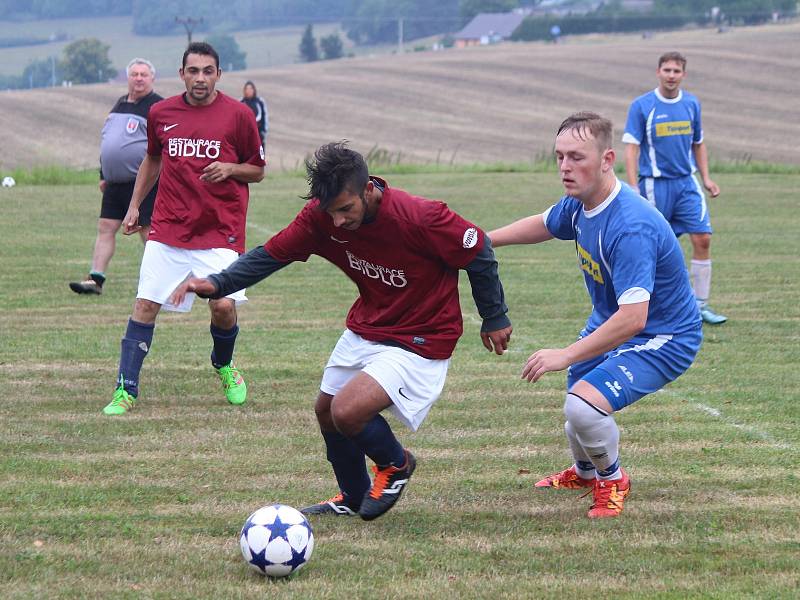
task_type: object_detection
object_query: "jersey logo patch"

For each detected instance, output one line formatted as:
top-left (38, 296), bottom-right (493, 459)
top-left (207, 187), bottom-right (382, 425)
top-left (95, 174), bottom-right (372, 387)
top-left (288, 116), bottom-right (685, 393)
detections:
top-left (126, 118), bottom-right (139, 134)
top-left (576, 243), bottom-right (604, 284)
top-left (164, 123), bottom-right (179, 131)
top-left (655, 121), bottom-right (691, 137)
top-left (462, 227), bottom-right (478, 249)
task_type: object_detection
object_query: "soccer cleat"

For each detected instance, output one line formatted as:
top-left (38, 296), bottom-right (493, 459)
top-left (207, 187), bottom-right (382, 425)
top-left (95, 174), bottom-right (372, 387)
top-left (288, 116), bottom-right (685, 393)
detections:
top-left (216, 363), bottom-right (247, 405)
top-left (700, 306), bottom-right (727, 324)
top-left (586, 469), bottom-right (630, 518)
top-left (300, 493), bottom-right (360, 516)
top-left (69, 279), bottom-right (102, 295)
top-left (103, 385), bottom-right (137, 415)
top-left (534, 465), bottom-right (595, 490)
top-left (359, 450), bottom-right (416, 521)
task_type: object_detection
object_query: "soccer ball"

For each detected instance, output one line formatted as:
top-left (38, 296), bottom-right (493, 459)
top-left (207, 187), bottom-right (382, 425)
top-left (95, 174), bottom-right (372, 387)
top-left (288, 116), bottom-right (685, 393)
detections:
top-left (239, 504), bottom-right (314, 577)
top-left (1, 176), bottom-right (15, 188)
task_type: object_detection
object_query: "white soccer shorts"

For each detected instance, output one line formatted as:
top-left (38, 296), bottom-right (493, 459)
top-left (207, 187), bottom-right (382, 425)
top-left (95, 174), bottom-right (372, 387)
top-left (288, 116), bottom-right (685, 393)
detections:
top-left (137, 240), bottom-right (247, 312)
top-left (320, 329), bottom-right (450, 432)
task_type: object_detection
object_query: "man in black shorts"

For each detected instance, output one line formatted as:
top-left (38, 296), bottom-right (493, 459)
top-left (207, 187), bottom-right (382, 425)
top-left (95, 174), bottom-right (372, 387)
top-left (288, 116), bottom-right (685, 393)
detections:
top-left (70, 58), bottom-right (163, 295)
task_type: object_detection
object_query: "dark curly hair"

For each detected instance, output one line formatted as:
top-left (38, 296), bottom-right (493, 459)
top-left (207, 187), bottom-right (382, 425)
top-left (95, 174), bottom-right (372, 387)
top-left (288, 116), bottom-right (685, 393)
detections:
top-left (303, 142), bottom-right (369, 210)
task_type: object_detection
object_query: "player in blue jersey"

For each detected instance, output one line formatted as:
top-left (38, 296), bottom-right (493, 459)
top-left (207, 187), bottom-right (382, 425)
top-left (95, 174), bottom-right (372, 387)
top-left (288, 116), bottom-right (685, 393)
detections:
top-left (623, 51), bottom-right (726, 324)
top-left (490, 112), bottom-right (702, 518)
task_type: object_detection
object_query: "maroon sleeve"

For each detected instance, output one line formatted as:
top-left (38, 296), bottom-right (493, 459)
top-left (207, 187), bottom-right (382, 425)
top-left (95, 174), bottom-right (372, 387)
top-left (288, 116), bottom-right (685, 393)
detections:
top-left (420, 201), bottom-right (483, 269)
top-left (264, 203), bottom-right (320, 262)
top-left (237, 105), bottom-right (266, 167)
top-left (146, 104), bottom-right (162, 157)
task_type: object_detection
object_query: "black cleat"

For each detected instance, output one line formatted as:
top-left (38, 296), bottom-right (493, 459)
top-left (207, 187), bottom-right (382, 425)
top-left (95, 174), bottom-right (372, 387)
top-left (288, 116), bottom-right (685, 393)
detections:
top-left (359, 450), bottom-right (416, 521)
top-left (300, 493), bottom-right (359, 516)
top-left (69, 279), bottom-right (102, 295)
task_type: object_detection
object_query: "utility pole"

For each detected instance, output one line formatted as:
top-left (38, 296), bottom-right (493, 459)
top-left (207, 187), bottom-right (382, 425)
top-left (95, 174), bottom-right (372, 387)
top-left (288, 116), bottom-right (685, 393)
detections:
top-left (397, 18), bottom-right (404, 54)
top-left (175, 16), bottom-right (204, 45)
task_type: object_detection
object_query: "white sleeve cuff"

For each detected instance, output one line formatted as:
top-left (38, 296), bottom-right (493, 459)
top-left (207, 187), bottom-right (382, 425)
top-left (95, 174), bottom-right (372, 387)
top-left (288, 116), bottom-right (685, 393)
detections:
top-left (621, 132), bottom-right (640, 145)
top-left (541, 205), bottom-right (554, 233)
top-left (618, 287), bottom-right (650, 305)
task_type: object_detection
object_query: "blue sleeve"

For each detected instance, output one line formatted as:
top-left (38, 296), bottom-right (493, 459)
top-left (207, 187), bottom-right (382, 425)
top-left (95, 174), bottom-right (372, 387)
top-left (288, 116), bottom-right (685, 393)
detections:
top-left (544, 197), bottom-right (578, 240)
top-left (624, 99), bottom-right (645, 143)
top-left (608, 231), bottom-right (657, 299)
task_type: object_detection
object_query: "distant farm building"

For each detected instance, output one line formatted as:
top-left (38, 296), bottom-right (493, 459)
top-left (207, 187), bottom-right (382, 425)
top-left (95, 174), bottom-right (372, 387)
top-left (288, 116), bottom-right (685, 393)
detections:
top-left (454, 11), bottom-right (527, 47)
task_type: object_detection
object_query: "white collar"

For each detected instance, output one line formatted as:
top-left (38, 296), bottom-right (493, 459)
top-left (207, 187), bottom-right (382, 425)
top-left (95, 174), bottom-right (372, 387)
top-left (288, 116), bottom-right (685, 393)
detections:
top-left (654, 88), bottom-right (683, 104)
top-left (583, 178), bottom-right (622, 218)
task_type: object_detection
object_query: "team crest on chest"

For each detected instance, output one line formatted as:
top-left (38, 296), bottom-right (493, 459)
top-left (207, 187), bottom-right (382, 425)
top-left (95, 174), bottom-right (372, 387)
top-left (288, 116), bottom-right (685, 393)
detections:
top-left (126, 117), bottom-right (139, 134)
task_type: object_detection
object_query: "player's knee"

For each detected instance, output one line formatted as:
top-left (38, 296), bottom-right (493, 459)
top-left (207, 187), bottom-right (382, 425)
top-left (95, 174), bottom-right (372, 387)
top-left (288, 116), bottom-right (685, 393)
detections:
top-left (563, 392), bottom-right (609, 432)
top-left (692, 233), bottom-right (711, 253)
top-left (209, 299), bottom-right (237, 327)
top-left (314, 393), bottom-right (335, 430)
top-left (329, 398), bottom-right (362, 436)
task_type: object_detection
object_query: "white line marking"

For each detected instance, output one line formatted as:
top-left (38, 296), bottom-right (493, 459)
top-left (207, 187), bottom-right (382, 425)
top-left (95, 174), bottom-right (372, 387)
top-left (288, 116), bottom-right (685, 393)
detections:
top-left (660, 389), bottom-right (794, 450)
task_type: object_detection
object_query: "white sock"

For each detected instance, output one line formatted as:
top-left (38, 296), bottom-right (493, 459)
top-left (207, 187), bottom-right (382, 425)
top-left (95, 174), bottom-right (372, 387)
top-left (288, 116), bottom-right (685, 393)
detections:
top-left (563, 393), bottom-right (620, 480)
top-left (565, 421), bottom-right (595, 479)
top-left (691, 259), bottom-right (712, 308)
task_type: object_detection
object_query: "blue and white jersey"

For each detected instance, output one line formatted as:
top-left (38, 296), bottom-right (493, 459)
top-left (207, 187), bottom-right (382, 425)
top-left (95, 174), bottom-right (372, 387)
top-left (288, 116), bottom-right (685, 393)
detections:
top-left (622, 89), bottom-right (703, 179)
top-left (544, 179), bottom-right (700, 336)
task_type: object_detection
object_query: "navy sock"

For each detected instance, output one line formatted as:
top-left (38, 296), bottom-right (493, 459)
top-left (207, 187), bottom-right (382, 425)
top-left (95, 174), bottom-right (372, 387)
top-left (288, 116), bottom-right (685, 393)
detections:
top-left (210, 323), bottom-right (239, 369)
top-left (117, 318), bottom-right (154, 397)
top-left (322, 430), bottom-right (370, 506)
top-left (350, 414), bottom-right (406, 468)
top-left (89, 271), bottom-right (105, 286)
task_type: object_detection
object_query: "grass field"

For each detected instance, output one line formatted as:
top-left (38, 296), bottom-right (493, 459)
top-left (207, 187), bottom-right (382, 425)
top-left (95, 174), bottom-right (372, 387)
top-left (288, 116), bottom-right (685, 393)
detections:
top-left (1, 170), bottom-right (799, 598)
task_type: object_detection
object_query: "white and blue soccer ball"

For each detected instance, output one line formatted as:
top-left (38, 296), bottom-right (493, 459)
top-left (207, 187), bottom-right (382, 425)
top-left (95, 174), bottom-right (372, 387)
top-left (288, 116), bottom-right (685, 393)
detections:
top-left (239, 504), bottom-right (314, 577)
top-left (1, 176), bottom-right (15, 188)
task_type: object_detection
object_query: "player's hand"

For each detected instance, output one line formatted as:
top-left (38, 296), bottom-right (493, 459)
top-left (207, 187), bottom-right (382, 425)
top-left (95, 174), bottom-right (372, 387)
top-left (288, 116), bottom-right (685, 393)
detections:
top-left (170, 277), bottom-right (216, 306)
top-left (522, 348), bottom-right (571, 383)
top-left (200, 162), bottom-right (234, 183)
top-left (99, 179), bottom-right (107, 194)
top-left (704, 178), bottom-right (720, 198)
top-left (481, 325), bottom-right (513, 355)
top-left (122, 206), bottom-right (142, 235)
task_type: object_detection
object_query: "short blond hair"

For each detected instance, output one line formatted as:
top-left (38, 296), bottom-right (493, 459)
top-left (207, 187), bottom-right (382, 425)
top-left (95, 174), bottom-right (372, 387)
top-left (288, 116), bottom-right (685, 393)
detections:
top-left (556, 112), bottom-right (613, 152)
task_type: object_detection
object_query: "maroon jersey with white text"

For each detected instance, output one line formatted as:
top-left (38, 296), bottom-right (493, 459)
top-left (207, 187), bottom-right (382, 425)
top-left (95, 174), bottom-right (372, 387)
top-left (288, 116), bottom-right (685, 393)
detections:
top-left (146, 92), bottom-right (265, 253)
top-left (265, 179), bottom-right (483, 359)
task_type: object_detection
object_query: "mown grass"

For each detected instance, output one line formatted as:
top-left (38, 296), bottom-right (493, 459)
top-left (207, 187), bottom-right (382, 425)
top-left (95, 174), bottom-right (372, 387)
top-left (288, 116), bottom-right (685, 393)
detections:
top-left (1, 171), bottom-right (798, 599)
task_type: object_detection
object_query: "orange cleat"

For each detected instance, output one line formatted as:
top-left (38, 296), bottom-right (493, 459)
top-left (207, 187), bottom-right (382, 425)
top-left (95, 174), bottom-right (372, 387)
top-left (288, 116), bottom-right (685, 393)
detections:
top-left (586, 469), bottom-right (630, 518)
top-left (534, 465), bottom-right (595, 490)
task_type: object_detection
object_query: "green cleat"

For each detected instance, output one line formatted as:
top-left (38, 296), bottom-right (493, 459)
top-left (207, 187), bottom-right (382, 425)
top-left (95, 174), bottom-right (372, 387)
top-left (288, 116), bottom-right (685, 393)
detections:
top-left (217, 363), bottom-right (247, 405)
top-left (103, 385), bottom-right (137, 415)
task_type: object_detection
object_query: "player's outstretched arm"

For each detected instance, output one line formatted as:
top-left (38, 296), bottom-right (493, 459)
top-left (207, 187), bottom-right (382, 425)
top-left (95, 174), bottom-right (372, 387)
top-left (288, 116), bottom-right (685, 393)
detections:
top-left (521, 302), bottom-right (648, 382)
top-left (488, 214), bottom-right (552, 248)
top-left (464, 236), bottom-right (513, 355)
top-left (170, 245), bottom-right (291, 305)
top-left (170, 277), bottom-right (216, 306)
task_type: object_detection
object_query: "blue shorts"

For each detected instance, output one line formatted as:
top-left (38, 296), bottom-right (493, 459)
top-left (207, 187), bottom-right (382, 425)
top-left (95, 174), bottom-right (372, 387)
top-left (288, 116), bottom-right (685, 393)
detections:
top-left (567, 327), bottom-right (702, 411)
top-left (639, 174), bottom-right (712, 237)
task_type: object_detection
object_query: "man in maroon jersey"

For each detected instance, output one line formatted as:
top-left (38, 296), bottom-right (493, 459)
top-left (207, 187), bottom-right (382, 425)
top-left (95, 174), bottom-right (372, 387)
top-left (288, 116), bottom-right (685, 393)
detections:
top-left (170, 142), bottom-right (513, 520)
top-left (102, 42), bottom-right (266, 416)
